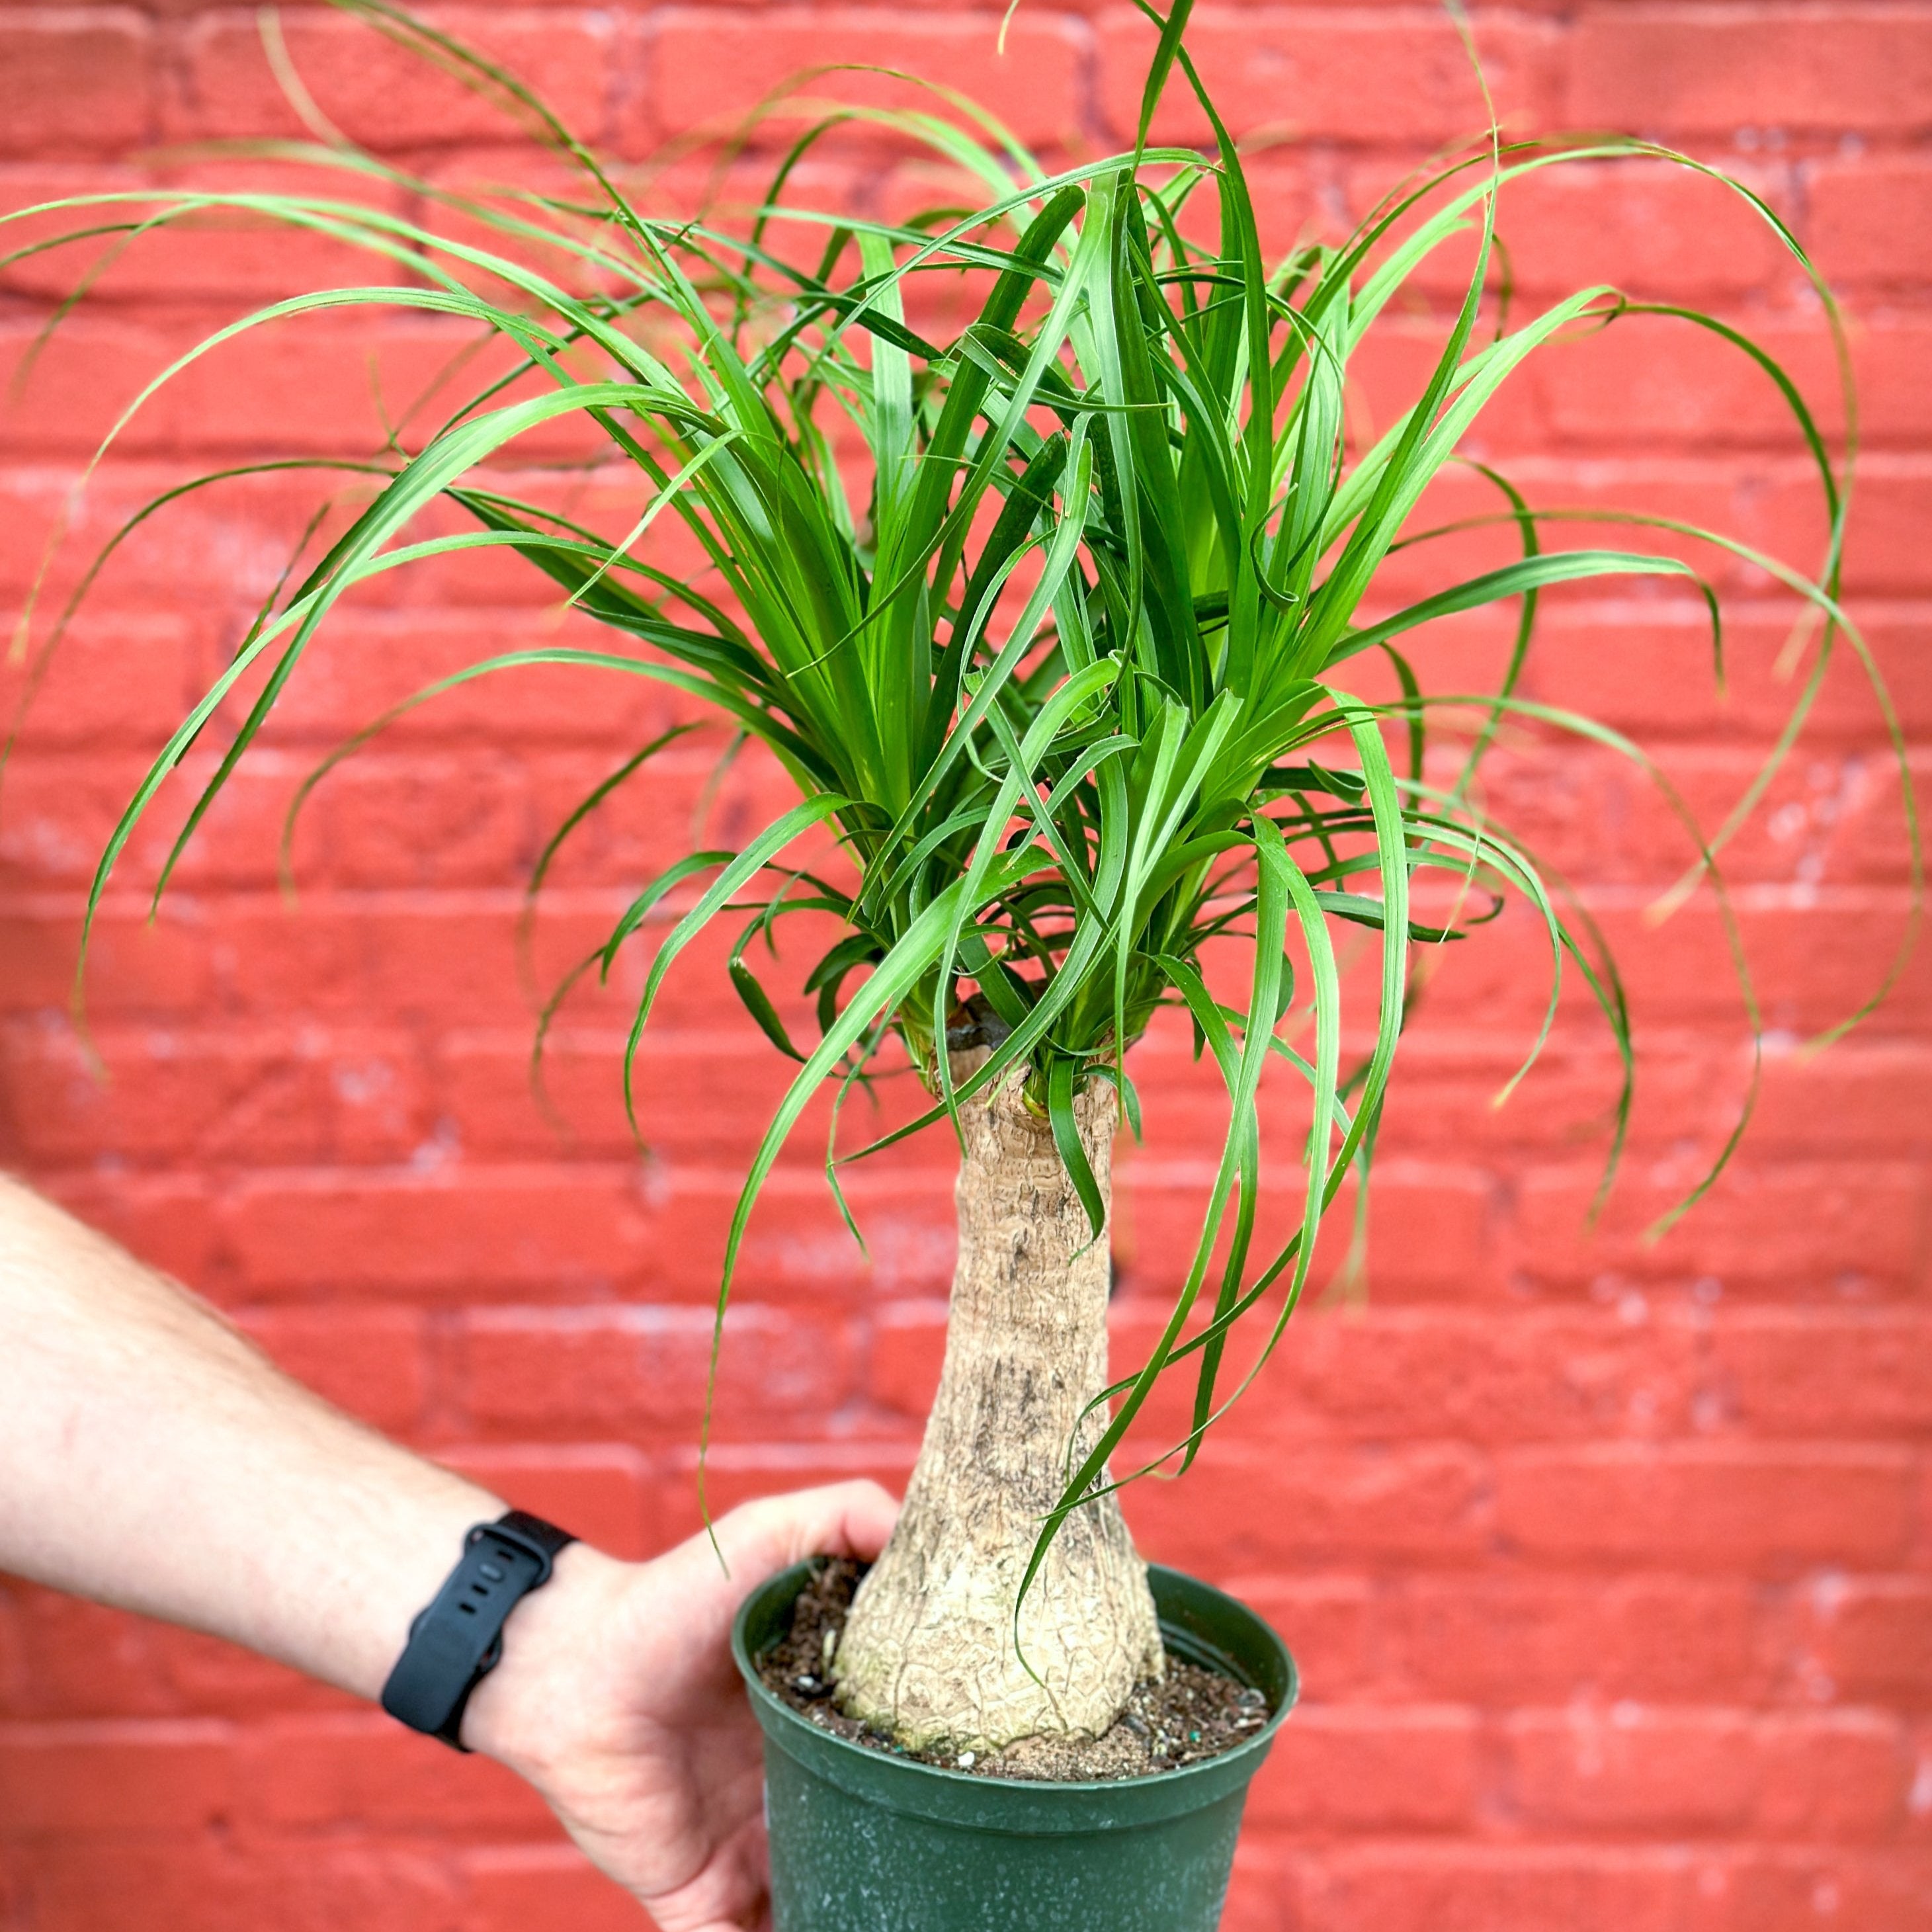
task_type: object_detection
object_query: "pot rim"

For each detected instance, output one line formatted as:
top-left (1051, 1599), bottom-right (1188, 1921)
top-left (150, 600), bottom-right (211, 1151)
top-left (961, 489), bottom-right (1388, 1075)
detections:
top-left (732, 1560), bottom-right (1298, 1806)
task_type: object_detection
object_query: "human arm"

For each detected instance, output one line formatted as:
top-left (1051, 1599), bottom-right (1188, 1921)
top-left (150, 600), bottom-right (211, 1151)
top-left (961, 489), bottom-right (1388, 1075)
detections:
top-left (0, 1173), bottom-right (895, 1929)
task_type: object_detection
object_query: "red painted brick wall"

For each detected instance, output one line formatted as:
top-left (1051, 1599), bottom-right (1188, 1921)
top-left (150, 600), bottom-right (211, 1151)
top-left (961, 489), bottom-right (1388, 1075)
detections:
top-left (1, 4), bottom-right (1929, 1928)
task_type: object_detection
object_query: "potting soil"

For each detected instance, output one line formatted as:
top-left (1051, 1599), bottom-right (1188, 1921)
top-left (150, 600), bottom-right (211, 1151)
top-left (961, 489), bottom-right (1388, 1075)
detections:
top-left (757, 1558), bottom-right (1272, 1782)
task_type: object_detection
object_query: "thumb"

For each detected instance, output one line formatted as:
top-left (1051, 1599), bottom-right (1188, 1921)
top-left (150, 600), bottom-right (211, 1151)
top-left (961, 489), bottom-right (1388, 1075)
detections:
top-left (712, 1480), bottom-right (900, 1585)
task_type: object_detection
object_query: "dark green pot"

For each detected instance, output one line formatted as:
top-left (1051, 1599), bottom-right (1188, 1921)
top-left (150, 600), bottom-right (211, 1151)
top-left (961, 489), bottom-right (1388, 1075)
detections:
top-left (732, 1562), bottom-right (1296, 1932)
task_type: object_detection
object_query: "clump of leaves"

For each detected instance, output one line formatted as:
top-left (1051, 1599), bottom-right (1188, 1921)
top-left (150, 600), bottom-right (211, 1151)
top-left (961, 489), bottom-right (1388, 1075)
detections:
top-left (3, 0), bottom-right (1914, 1544)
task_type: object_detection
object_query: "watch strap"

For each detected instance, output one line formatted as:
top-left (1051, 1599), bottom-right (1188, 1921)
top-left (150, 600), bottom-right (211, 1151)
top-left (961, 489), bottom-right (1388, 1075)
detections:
top-left (380, 1510), bottom-right (575, 1750)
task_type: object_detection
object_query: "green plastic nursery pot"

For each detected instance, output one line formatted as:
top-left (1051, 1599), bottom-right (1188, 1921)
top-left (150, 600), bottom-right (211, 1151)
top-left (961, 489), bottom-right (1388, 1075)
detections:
top-left (732, 1562), bottom-right (1297, 1932)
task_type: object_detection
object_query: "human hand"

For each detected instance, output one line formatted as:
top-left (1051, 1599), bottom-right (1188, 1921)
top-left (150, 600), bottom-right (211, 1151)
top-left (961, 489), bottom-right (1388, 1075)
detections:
top-left (463, 1480), bottom-right (898, 1931)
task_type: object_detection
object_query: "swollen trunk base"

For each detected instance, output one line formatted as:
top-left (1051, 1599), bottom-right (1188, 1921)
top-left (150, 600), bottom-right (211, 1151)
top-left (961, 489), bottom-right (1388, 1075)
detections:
top-left (734, 1562), bottom-right (1297, 1932)
top-left (833, 1051), bottom-right (1161, 1748)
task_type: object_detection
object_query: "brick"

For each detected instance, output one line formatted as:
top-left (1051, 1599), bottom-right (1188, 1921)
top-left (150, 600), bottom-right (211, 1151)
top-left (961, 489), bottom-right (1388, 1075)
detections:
top-left (434, 1442), bottom-right (655, 1558)
top-left (1687, 1851), bottom-right (1932, 1932)
top-left (0, 1021), bottom-right (428, 1168)
top-left (1320, 1163), bottom-right (1501, 1306)
top-left (1573, 7), bottom-right (1932, 136)
top-left (1831, 458), bottom-right (1932, 593)
top-left (1809, 155), bottom-right (1932, 287)
top-left (0, 458), bottom-right (300, 608)
top-left (282, 753), bottom-right (537, 892)
top-left (1341, 311), bottom-right (1547, 452)
top-left (1114, 1298), bottom-right (1698, 1454)
top-left (1392, 1574), bottom-right (1769, 1703)
top-left (1800, 1577), bottom-right (1932, 1704)
top-left (1222, 1845), bottom-right (1310, 1932)
top-left (0, 313), bottom-right (476, 459)
top-left (11, 326), bottom-right (613, 476)
top-left (1508, 1706), bottom-right (1906, 1837)
top-left (241, 1714), bottom-right (550, 1829)
top-left (1345, 892), bottom-right (1585, 1036)
top-left (519, 745), bottom-right (810, 892)
top-left (149, 1626), bottom-right (351, 1723)
top-left (0, 1585), bottom-right (21, 1711)
top-left (1357, 153), bottom-right (1795, 302)
top-left (0, 160), bottom-right (411, 302)
top-left (414, 142), bottom-right (722, 301)
top-left (0, 1588), bottom-right (351, 1732)
top-left (1249, 1706), bottom-right (1479, 1833)
top-left (454, 1302), bottom-right (857, 1439)
top-left (1128, 1445), bottom-right (1493, 1573)
top-left (1306, 1845), bottom-right (1691, 1932)
top-left (1514, 598), bottom-right (1932, 748)
top-left (165, 7), bottom-right (616, 149)
top-left (1116, 1156), bottom-right (1503, 1302)
top-left (1835, 319), bottom-right (1932, 449)
top-left (1237, 1577), bottom-right (1378, 1699)
top-left (0, 755), bottom-right (278, 896)
top-left (0, 1721), bottom-right (234, 1834)
top-left (1529, 312), bottom-right (1932, 454)
top-left (0, 1585), bottom-right (352, 1728)
top-left (7, 1841), bottom-right (460, 1932)
top-left (1756, 1711), bottom-right (1910, 1839)
top-left (458, 1846), bottom-right (636, 1932)
top-left (230, 1081), bottom-right (936, 1281)
top-left (1497, 1445), bottom-right (1917, 1570)
top-left (194, 890), bottom-right (761, 1031)
top-left (1099, 9), bottom-right (1560, 147)
top-left (870, 1298), bottom-right (947, 1417)
top-left (1368, 1027), bottom-right (1726, 1166)
top-left (649, 1440), bottom-right (917, 1544)
top-left (0, 469), bottom-right (642, 636)
top-left (431, 1025), bottom-right (945, 1173)
top-left (220, 1165), bottom-right (653, 1297)
top-left (1707, 1312), bottom-right (1932, 1436)
top-left (1741, 458), bottom-right (1905, 597)
top-left (237, 1305), bottom-right (431, 1434)
top-left (0, 611), bottom-right (196, 749)
top-left (202, 892), bottom-right (626, 1025)
top-left (1751, 1041), bottom-right (1932, 1154)
top-left (0, 12), bottom-right (150, 159)
top-left (29, 1171), bottom-right (221, 1288)
top-left (1467, 740), bottom-right (1922, 892)
top-left (378, 468), bottom-right (726, 613)
top-left (1506, 157), bottom-right (1794, 299)
top-left (1512, 1161), bottom-right (1925, 1293)
top-left (669, 1165), bottom-right (956, 1302)
top-left (644, 9), bottom-right (1087, 150)
top-left (0, 1590), bottom-right (179, 1722)
top-left (1509, 1705), bottom-right (1759, 1832)
top-left (1355, 458), bottom-right (1830, 612)
top-left (1273, 1307), bottom-right (1701, 1442)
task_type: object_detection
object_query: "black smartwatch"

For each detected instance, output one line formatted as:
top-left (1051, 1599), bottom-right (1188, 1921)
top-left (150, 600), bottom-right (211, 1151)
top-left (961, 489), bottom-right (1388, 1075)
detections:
top-left (380, 1509), bottom-right (575, 1750)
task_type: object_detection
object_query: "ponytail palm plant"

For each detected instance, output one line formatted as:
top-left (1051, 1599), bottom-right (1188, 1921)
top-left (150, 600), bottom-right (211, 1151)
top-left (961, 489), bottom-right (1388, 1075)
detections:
top-left (7, 0), bottom-right (1910, 1752)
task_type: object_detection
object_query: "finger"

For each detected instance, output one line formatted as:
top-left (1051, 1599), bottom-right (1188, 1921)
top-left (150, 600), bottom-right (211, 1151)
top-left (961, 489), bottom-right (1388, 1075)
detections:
top-left (714, 1479), bottom-right (900, 1579)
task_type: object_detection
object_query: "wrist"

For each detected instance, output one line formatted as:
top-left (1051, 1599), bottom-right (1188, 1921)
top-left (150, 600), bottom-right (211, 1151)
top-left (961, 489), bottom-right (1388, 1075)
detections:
top-left (458, 1538), bottom-right (632, 1774)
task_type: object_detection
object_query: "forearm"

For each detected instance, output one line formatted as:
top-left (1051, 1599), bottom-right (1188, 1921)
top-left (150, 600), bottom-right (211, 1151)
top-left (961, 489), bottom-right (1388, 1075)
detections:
top-left (0, 1171), bottom-right (901, 1928)
top-left (0, 1173), bottom-right (504, 1702)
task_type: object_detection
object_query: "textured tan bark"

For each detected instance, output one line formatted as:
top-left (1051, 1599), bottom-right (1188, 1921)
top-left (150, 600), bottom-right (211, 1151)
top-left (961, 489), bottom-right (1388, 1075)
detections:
top-left (833, 1046), bottom-right (1162, 1751)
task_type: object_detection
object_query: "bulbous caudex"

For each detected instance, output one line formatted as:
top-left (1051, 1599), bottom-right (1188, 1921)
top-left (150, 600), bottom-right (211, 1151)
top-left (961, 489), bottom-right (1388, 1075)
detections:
top-left (833, 1037), bottom-right (1162, 1752)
